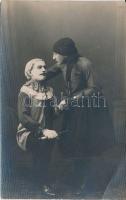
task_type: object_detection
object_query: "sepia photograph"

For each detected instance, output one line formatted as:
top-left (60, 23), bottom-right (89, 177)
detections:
top-left (1, 0), bottom-right (126, 199)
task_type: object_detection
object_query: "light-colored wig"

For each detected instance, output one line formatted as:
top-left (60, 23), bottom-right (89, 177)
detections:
top-left (24, 58), bottom-right (45, 80)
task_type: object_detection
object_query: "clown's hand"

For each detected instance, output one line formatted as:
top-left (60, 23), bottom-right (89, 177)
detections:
top-left (42, 129), bottom-right (58, 139)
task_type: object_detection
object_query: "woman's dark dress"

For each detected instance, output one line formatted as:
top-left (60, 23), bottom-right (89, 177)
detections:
top-left (47, 56), bottom-right (115, 158)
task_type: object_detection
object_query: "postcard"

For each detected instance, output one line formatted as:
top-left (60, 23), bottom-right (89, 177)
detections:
top-left (1, 0), bottom-right (126, 199)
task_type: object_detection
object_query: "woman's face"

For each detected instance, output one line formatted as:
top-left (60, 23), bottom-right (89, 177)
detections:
top-left (30, 60), bottom-right (46, 81)
top-left (53, 52), bottom-right (66, 65)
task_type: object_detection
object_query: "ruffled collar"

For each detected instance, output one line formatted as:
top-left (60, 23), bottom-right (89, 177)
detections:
top-left (26, 80), bottom-right (46, 92)
top-left (20, 80), bottom-right (53, 100)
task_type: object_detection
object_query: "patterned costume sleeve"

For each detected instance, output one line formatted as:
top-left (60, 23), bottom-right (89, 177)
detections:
top-left (18, 92), bottom-right (40, 132)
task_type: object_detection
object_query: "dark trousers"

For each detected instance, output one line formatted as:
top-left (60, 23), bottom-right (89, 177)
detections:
top-left (26, 134), bottom-right (55, 186)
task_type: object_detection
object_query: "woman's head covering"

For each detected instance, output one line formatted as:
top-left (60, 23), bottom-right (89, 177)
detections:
top-left (24, 58), bottom-right (45, 80)
top-left (53, 37), bottom-right (78, 56)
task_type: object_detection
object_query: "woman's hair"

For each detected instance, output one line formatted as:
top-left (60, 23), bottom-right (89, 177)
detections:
top-left (53, 37), bottom-right (79, 57)
top-left (24, 58), bottom-right (44, 80)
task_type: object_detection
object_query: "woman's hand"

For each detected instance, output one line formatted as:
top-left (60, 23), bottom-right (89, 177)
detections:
top-left (42, 129), bottom-right (58, 139)
top-left (58, 99), bottom-right (67, 111)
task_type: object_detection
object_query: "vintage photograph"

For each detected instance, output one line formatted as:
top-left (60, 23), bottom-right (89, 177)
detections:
top-left (1, 0), bottom-right (126, 199)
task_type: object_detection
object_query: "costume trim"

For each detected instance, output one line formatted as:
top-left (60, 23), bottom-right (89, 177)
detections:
top-left (20, 85), bottom-right (53, 100)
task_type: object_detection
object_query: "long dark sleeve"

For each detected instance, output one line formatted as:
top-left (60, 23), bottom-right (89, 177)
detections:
top-left (73, 62), bottom-right (97, 99)
top-left (18, 92), bottom-right (40, 132)
top-left (82, 62), bottom-right (96, 96)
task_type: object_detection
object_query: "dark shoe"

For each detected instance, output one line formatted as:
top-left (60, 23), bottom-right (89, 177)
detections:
top-left (41, 185), bottom-right (56, 197)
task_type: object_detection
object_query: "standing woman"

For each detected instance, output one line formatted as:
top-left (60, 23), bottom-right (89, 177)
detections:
top-left (46, 38), bottom-right (115, 195)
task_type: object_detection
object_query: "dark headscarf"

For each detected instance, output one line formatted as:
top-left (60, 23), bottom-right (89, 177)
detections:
top-left (53, 37), bottom-right (78, 57)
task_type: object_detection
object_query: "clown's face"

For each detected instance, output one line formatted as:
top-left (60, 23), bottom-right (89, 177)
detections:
top-left (30, 60), bottom-right (46, 81)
